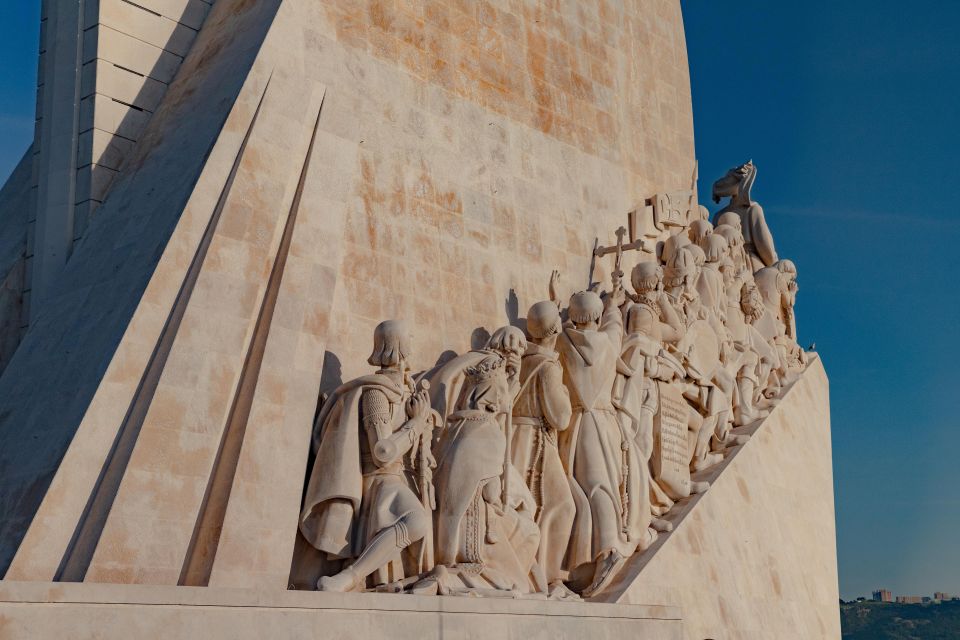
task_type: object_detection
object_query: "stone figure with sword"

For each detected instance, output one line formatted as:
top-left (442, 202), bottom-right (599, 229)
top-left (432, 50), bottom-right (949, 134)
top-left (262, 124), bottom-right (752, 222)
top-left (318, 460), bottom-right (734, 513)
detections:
top-left (299, 320), bottom-right (441, 592)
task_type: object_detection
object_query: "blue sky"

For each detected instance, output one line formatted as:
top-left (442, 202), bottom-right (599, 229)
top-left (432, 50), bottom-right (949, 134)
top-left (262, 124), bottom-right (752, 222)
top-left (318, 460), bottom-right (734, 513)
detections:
top-left (0, 2), bottom-right (956, 601)
top-left (683, 1), bottom-right (960, 599)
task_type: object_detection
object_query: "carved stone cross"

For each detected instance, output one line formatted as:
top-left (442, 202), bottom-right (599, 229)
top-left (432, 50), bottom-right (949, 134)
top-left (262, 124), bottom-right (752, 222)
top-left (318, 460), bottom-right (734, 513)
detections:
top-left (594, 224), bottom-right (647, 287)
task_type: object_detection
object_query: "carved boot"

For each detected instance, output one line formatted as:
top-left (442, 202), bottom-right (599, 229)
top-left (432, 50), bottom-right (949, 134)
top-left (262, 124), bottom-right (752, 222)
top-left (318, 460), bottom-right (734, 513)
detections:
top-left (734, 378), bottom-right (769, 426)
top-left (582, 549), bottom-right (627, 598)
top-left (317, 566), bottom-right (362, 592)
top-left (652, 517), bottom-right (674, 533)
top-left (691, 450), bottom-right (723, 472)
top-left (548, 581), bottom-right (581, 602)
top-left (690, 480), bottom-right (710, 494)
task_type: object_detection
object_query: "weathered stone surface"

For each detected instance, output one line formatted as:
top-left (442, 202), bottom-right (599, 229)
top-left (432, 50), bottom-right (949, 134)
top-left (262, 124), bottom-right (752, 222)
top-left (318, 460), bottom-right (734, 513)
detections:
top-left (0, 581), bottom-right (683, 640)
top-left (3, 0), bottom-right (696, 586)
top-left (0, 0), bottom-right (284, 577)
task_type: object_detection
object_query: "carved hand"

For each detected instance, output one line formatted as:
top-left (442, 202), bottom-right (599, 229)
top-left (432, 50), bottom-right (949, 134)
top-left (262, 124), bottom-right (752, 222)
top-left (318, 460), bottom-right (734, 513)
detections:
top-left (549, 269), bottom-right (562, 305)
top-left (405, 390), bottom-right (430, 423)
top-left (482, 477), bottom-right (503, 507)
top-left (505, 352), bottom-right (522, 379)
top-left (604, 281), bottom-right (626, 309)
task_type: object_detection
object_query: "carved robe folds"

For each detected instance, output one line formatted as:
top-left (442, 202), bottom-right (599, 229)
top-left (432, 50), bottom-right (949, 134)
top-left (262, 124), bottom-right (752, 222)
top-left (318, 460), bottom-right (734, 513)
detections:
top-left (511, 344), bottom-right (575, 584)
top-left (558, 308), bottom-right (646, 571)
top-left (300, 372), bottom-right (431, 587)
top-left (433, 409), bottom-right (541, 593)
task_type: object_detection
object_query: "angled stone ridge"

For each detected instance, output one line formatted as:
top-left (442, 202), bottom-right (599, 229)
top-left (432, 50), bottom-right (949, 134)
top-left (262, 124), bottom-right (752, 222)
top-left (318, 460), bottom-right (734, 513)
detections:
top-left (597, 357), bottom-right (840, 639)
top-left (29, 0), bottom-right (224, 317)
top-left (0, 0), bottom-right (284, 575)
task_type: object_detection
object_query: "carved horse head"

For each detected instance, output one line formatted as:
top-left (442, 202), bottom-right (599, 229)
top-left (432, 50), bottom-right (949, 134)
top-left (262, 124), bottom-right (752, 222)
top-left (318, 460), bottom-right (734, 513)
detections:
top-left (712, 160), bottom-right (757, 205)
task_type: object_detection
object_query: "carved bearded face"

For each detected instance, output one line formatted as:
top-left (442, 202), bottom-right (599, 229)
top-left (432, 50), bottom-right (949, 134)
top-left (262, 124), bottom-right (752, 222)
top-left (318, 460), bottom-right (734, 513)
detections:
top-left (740, 283), bottom-right (765, 324)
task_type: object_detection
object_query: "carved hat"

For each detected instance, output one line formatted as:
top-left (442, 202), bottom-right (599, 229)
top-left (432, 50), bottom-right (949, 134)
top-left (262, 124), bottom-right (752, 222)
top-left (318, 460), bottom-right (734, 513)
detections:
top-left (367, 319), bottom-right (412, 368)
top-left (526, 301), bottom-right (562, 339)
top-left (703, 234), bottom-right (729, 263)
top-left (568, 290), bottom-right (604, 325)
top-left (631, 260), bottom-right (662, 293)
top-left (485, 325), bottom-right (528, 356)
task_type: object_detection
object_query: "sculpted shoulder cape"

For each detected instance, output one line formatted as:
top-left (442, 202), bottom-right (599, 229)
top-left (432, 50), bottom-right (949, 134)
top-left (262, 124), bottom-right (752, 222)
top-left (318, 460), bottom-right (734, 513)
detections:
top-left (300, 373), bottom-right (404, 558)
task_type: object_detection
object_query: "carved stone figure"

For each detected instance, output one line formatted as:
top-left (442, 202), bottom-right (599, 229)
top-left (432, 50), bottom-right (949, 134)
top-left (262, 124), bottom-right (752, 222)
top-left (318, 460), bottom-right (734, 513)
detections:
top-left (698, 234), bottom-right (729, 329)
top-left (662, 248), bottom-right (729, 471)
top-left (625, 268), bottom-right (712, 502)
top-left (688, 219), bottom-right (713, 249)
top-left (556, 288), bottom-right (655, 597)
top-left (712, 161), bottom-right (779, 271)
top-left (740, 281), bottom-right (804, 388)
top-left (755, 260), bottom-right (800, 341)
top-left (301, 320), bottom-right (435, 592)
top-left (748, 268), bottom-right (807, 375)
top-left (629, 261), bottom-right (684, 345)
top-left (714, 222), bottom-right (752, 282)
top-left (426, 354), bottom-right (545, 596)
top-left (718, 259), bottom-right (776, 427)
top-left (616, 301), bottom-right (679, 530)
top-left (511, 301), bottom-right (578, 599)
top-left (659, 231), bottom-right (692, 269)
top-left (428, 326), bottom-right (527, 427)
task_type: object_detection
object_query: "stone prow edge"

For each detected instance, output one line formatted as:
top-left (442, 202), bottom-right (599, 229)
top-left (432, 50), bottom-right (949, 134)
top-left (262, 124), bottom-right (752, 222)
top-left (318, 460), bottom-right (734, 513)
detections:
top-left (593, 355), bottom-right (827, 604)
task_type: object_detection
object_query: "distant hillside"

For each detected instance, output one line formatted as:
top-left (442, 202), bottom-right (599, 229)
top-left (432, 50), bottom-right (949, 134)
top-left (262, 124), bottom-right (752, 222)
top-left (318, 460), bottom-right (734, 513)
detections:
top-left (841, 601), bottom-right (960, 639)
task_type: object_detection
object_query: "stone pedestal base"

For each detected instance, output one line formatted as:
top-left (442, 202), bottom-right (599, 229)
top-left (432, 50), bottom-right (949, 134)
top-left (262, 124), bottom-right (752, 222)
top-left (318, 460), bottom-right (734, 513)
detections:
top-left (0, 581), bottom-right (682, 639)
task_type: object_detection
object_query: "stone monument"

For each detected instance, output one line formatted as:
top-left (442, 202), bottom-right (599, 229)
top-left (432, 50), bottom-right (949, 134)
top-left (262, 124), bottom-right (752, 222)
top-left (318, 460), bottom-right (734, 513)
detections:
top-left (0, 1), bottom-right (840, 638)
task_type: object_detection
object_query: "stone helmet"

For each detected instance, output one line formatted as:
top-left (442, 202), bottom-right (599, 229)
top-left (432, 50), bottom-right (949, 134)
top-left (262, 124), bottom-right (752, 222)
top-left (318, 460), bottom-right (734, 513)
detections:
top-left (659, 232), bottom-right (691, 267)
top-left (664, 246), bottom-right (699, 288)
top-left (716, 211), bottom-right (742, 231)
top-left (568, 291), bottom-right (603, 325)
top-left (631, 260), bottom-right (662, 293)
top-left (686, 243), bottom-right (706, 268)
top-left (368, 319), bottom-right (411, 368)
top-left (776, 259), bottom-right (797, 276)
top-left (714, 223), bottom-right (744, 250)
top-left (689, 219), bottom-right (714, 245)
top-left (703, 234), bottom-right (729, 264)
top-left (526, 301), bottom-right (562, 340)
top-left (485, 325), bottom-right (528, 356)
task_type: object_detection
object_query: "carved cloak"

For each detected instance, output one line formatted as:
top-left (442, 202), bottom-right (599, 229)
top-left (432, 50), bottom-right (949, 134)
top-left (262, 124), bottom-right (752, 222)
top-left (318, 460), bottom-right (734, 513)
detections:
top-left (299, 374), bottom-right (404, 558)
top-left (433, 409), bottom-right (540, 591)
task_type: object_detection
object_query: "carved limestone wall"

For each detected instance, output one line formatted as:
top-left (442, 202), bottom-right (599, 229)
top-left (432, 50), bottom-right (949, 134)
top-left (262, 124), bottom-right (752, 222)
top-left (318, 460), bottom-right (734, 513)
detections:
top-left (0, 0), bottom-right (695, 586)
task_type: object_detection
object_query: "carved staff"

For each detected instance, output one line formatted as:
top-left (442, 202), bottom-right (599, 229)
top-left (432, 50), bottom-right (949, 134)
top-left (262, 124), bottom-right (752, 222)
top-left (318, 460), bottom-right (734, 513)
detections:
top-left (414, 378), bottom-right (437, 572)
top-left (501, 409), bottom-right (513, 508)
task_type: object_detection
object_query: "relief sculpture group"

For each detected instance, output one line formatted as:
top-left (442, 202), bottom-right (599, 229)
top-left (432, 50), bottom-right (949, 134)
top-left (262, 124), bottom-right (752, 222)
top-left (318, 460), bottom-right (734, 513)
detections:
top-left (298, 162), bottom-right (807, 600)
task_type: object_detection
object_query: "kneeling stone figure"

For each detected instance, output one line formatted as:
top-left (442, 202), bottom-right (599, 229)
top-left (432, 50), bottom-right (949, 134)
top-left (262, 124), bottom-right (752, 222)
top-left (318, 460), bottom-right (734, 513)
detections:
top-left (300, 320), bottom-right (435, 592)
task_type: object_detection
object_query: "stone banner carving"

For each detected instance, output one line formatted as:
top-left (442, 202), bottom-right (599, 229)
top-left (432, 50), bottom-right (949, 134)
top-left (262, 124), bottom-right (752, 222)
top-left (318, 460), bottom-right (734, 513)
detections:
top-left (652, 381), bottom-right (691, 500)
